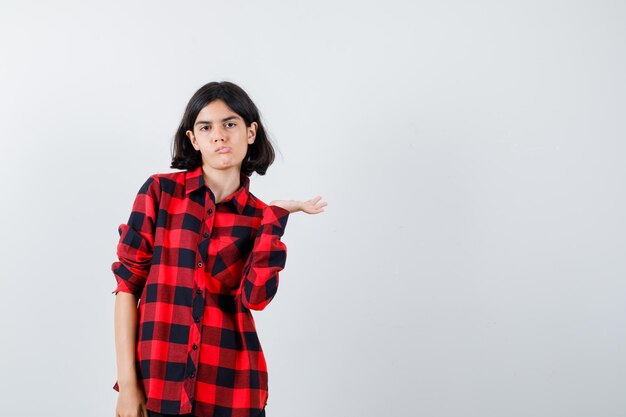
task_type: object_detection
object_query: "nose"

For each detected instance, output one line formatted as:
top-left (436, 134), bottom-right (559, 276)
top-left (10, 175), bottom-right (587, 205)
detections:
top-left (211, 126), bottom-right (226, 142)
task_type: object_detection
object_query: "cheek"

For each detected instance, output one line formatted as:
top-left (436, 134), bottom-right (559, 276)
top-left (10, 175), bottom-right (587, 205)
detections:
top-left (235, 143), bottom-right (249, 155)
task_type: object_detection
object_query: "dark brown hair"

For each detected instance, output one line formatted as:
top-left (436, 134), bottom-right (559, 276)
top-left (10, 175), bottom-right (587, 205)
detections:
top-left (170, 81), bottom-right (276, 176)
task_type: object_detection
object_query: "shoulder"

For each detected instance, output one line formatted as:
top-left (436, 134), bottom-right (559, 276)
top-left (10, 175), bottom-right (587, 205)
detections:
top-left (245, 190), bottom-right (279, 219)
top-left (130, 170), bottom-right (185, 200)
top-left (247, 191), bottom-right (268, 210)
top-left (148, 169), bottom-right (186, 193)
top-left (246, 190), bottom-right (290, 220)
top-left (152, 169), bottom-right (185, 183)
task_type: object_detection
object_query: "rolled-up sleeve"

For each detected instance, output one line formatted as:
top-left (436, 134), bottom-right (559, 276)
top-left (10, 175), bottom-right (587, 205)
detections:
top-left (238, 204), bottom-right (290, 310)
top-left (111, 175), bottom-right (161, 299)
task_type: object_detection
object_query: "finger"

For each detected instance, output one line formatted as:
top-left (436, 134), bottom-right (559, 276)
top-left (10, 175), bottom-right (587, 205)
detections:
top-left (305, 206), bottom-right (325, 214)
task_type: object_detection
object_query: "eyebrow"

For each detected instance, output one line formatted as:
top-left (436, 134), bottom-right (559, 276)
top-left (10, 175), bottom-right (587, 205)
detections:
top-left (194, 115), bottom-right (241, 126)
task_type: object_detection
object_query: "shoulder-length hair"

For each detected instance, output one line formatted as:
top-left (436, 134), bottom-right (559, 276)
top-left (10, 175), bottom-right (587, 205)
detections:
top-left (170, 81), bottom-right (276, 176)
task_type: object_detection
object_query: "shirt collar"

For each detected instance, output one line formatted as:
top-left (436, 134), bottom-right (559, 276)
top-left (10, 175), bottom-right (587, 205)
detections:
top-left (185, 165), bottom-right (250, 215)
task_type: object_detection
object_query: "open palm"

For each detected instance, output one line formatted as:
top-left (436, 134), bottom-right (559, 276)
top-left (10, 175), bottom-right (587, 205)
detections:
top-left (270, 196), bottom-right (327, 214)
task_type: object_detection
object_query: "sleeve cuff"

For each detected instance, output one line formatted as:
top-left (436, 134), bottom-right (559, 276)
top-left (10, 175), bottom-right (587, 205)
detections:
top-left (260, 205), bottom-right (290, 236)
top-left (268, 204), bottom-right (290, 218)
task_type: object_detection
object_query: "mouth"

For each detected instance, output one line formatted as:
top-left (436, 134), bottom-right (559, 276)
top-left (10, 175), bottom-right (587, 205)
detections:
top-left (216, 146), bottom-right (231, 153)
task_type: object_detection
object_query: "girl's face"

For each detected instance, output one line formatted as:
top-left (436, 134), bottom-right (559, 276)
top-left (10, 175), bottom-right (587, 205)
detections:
top-left (186, 99), bottom-right (257, 173)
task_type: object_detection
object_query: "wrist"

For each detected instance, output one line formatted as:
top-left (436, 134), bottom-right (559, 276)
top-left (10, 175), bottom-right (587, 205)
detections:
top-left (117, 372), bottom-right (139, 388)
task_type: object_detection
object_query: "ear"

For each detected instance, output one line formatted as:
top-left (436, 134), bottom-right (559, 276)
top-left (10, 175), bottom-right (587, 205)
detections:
top-left (186, 129), bottom-right (199, 150)
top-left (247, 122), bottom-right (257, 144)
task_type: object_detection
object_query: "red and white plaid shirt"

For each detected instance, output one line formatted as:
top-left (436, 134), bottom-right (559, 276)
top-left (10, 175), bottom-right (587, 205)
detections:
top-left (111, 165), bottom-right (290, 417)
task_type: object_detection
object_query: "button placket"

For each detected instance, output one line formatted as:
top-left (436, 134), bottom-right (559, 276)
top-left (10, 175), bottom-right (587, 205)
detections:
top-left (187, 190), bottom-right (216, 387)
top-left (188, 276), bottom-right (202, 389)
top-left (197, 195), bottom-right (215, 266)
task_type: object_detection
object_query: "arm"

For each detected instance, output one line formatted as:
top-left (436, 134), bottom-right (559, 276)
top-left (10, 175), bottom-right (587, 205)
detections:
top-left (114, 292), bottom-right (147, 416)
top-left (111, 175), bottom-right (160, 416)
top-left (111, 175), bottom-right (160, 298)
top-left (236, 204), bottom-right (290, 310)
top-left (114, 292), bottom-right (141, 389)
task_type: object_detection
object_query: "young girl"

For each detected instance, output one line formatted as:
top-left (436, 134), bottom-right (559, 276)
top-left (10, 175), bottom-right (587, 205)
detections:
top-left (111, 81), bottom-right (326, 417)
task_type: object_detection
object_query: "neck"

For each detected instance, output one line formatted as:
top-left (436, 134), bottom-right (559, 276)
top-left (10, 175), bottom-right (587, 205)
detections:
top-left (202, 166), bottom-right (241, 204)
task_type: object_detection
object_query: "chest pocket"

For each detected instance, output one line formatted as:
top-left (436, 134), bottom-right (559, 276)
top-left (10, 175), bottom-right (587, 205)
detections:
top-left (209, 235), bottom-right (250, 289)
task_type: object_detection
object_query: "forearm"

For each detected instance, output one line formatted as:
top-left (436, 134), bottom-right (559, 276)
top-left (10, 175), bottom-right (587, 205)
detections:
top-left (238, 205), bottom-right (290, 310)
top-left (114, 291), bottom-right (140, 390)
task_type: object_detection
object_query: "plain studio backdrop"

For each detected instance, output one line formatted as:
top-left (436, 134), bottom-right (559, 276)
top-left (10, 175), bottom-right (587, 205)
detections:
top-left (0, 1), bottom-right (624, 416)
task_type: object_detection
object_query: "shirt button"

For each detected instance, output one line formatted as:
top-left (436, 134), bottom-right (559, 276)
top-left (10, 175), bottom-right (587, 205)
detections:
top-left (193, 344), bottom-right (198, 350)
top-left (203, 232), bottom-right (209, 238)
top-left (197, 262), bottom-right (203, 267)
top-left (194, 317), bottom-right (200, 323)
top-left (208, 208), bottom-right (213, 214)
top-left (196, 289), bottom-right (202, 294)
top-left (190, 372), bottom-right (195, 378)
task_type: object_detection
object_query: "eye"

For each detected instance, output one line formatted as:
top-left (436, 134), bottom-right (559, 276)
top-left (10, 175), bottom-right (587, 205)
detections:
top-left (199, 126), bottom-right (208, 131)
top-left (226, 122), bottom-right (236, 128)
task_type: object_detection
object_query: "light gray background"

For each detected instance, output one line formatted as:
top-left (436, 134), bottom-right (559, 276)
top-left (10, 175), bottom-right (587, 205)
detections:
top-left (0, 1), bottom-right (624, 416)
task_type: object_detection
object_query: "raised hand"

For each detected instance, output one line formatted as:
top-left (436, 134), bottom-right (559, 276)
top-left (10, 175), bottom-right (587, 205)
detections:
top-left (269, 195), bottom-right (327, 214)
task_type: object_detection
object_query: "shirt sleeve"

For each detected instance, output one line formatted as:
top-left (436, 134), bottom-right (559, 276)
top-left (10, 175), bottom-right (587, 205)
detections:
top-left (237, 204), bottom-right (290, 310)
top-left (111, 174), bottom-right (161, 299)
